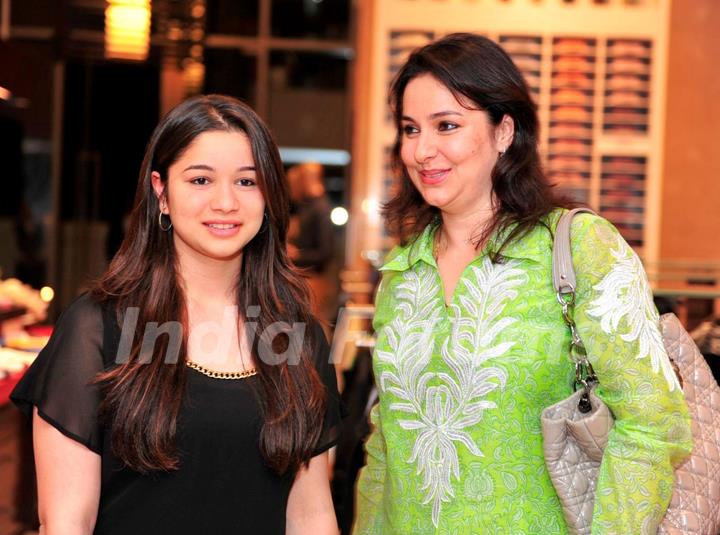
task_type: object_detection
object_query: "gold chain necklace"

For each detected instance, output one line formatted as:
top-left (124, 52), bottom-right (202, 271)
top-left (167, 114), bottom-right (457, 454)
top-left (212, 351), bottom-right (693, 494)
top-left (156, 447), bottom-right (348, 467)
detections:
top-left (186, 360), bottom-right (258, 380)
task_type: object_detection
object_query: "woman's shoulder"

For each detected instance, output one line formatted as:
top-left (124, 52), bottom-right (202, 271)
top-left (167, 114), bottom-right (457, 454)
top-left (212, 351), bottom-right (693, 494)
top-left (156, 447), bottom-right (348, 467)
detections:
top-left (57, 292), bottom-right (106, 331)
top-left (379, 223), bottom-right (436, 273)
top-left (379, 242), bottom-right (419, 273)
top-left (52, 292), bottom-right (120, 364)
top-left (561, 209), bottom-right (625, 251)
top-left (558, 209), bottom-right (644, 293)
top-left (547, 206), bottom-right (615, 232)
top-left (542, 208), bottom-right (624, 253)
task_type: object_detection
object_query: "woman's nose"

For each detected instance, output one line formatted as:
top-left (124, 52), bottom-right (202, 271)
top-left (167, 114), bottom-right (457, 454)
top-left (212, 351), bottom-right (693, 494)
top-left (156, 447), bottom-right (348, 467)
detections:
top-left (210, 181), bottom-right (240, 212)
top-left (414, 131), bottom-right (437, 162)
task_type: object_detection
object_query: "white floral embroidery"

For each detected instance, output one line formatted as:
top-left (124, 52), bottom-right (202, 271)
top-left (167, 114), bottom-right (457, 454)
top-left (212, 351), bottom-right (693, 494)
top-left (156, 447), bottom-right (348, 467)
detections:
top-left (586, 235), bottom-right (680, 391)
top-left (377, 259), bottom-right (527, 526)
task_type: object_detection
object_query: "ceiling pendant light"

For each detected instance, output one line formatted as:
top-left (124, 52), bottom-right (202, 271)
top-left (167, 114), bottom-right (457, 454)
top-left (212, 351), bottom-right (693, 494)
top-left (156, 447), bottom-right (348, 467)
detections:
top-left (105, 0), bottom-right (151, 61)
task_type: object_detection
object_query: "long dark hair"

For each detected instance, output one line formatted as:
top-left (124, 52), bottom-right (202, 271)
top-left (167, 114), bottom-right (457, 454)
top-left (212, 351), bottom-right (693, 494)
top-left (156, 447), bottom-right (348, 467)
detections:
top-left (91, 94), bottom-right (326, 475)
top-left (385, 33), bottom-right (571, 251)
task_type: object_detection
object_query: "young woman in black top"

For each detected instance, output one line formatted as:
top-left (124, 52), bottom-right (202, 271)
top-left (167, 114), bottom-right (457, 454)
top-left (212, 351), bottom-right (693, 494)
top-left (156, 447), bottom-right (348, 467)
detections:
top-left (12, 94), bottom-right (341, 534)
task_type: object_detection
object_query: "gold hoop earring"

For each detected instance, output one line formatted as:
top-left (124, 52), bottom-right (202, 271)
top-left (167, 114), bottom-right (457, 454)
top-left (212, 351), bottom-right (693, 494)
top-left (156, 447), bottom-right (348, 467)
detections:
top-left (159, 211), bottom-right (172, 231)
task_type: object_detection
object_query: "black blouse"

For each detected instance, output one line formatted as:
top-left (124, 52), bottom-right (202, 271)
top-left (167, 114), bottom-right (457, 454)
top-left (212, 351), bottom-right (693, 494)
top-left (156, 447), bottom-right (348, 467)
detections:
top-left (11, 294), bottom-right (341, 535)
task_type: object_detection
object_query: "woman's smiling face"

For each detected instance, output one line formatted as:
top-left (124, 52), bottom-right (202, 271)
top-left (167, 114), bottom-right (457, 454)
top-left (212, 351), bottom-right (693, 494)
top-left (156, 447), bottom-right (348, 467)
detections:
top-left (399, 73), bottom-right (513, 216)
top-left (152, 129), bottom-right (266, 267)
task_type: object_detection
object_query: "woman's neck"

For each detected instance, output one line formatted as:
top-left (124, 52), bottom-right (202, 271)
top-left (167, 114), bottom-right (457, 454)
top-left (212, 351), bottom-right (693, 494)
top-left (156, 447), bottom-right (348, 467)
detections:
top-left (176, 252), bottom-right (240, 308)
top-left (438, 204), bottom-right (496, 254)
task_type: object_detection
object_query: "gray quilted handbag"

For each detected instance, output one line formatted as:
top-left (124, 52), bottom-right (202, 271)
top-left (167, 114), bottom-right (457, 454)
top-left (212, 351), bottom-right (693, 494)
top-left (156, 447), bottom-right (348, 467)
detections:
top-left (541, 208), bottom-right (720, 535)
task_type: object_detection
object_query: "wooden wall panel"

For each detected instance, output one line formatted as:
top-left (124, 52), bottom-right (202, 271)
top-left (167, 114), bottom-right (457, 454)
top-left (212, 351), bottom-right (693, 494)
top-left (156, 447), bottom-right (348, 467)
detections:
top-left (660, 0), bottom-right (720, 260)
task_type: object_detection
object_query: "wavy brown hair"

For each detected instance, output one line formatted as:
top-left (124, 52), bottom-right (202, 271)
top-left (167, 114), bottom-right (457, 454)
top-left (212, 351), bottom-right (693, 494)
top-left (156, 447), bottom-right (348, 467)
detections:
top-left (385, 33), bottom-right (572, 252)
top-left (91, 94), bottom-right (326, 475)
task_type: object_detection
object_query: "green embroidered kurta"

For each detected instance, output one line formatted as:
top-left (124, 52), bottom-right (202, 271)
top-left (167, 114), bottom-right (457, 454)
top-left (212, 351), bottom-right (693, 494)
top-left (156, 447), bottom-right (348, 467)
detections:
top-left (355, 210), bottom-right (692, 535)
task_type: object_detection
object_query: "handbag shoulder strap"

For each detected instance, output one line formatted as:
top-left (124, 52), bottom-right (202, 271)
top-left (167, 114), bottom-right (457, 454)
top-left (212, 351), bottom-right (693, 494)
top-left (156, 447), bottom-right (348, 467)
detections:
top-left (552, 208), bottom-right (598, 404)
top-left (552, 207), bottom-right (596, 296)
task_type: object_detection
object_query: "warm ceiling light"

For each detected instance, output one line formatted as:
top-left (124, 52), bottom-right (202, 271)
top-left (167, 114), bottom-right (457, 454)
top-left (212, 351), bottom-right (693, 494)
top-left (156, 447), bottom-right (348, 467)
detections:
top-left (331, 207), bottom-right (349, 226)
top-left (105, 0), bottom-right (151, 61)
top-left (40, 286), bottom-right (55, 303)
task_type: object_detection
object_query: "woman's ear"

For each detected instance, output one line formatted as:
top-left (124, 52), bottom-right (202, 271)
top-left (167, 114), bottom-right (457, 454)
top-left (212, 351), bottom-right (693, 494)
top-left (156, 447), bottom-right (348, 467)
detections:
top-left (151, 171), bottom-right (167, 213)
top-left (495, 114), bottom-right (515, 153)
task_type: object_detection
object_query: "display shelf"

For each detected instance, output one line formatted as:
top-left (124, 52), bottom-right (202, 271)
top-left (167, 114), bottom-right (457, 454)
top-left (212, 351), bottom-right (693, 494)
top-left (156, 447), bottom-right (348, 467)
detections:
top-left (600, 155), bottom-right (647, 247)
top-left (604, 38), bottom-right (652, 134)
top-left (388, 30), bottom-right (435, 80)
top-left (499, 35), bottom-right (543, 97)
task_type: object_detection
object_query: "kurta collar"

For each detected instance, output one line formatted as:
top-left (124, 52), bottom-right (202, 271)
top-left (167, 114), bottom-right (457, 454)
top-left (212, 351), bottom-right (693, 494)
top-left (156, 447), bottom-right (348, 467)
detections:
top-left (379, 222), bottom-right (438, 272)
top-left (379, 210), bottom-right (563, 272)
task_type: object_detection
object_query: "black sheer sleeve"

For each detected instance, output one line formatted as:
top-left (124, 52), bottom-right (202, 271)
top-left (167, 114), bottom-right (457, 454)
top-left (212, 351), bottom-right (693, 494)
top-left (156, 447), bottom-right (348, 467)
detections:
top-left (311, 321), bottom-right (342, 456)
top-left (11, 293), bottom-right (107, 454)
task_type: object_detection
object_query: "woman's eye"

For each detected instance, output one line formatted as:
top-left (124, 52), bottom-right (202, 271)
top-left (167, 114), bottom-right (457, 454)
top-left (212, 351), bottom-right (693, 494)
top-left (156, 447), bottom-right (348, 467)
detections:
top-left (238, 178), bottom-right (256, 187)
top-left (402, 124), bottom-right (419, 136)
top-left (438, 121), bottom-right (458, 132)
top-left (191, 177), bottom-right (210, 185)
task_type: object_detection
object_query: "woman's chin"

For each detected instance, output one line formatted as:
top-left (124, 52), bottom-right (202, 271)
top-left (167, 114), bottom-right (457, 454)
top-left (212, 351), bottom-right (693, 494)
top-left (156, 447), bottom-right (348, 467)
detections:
top-left (421, 195), bottom-right (454, 213)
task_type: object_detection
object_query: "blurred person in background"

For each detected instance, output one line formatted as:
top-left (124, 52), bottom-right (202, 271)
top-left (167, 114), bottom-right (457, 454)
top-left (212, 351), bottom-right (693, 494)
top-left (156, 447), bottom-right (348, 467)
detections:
top-left (287, 162), bottom-right (337, 328)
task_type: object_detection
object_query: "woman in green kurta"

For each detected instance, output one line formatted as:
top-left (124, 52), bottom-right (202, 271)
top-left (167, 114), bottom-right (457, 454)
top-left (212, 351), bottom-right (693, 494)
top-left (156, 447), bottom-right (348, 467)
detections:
top-left (354, 33), bottom-right (691, 534)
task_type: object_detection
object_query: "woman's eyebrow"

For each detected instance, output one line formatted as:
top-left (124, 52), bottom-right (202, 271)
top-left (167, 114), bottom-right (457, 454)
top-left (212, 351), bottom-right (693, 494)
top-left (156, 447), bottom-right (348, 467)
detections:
top-left (401, 110), bottom-right (463, 122)
top-left (182, 164), bottom-right (256, 172)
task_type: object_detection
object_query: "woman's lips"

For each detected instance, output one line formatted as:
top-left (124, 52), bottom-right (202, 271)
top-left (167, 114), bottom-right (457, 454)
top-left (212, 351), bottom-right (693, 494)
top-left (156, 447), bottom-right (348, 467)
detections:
top-left (418, 169), bottom-right (450, 185)
top-left (203, 222), bottom-right (241, 237)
